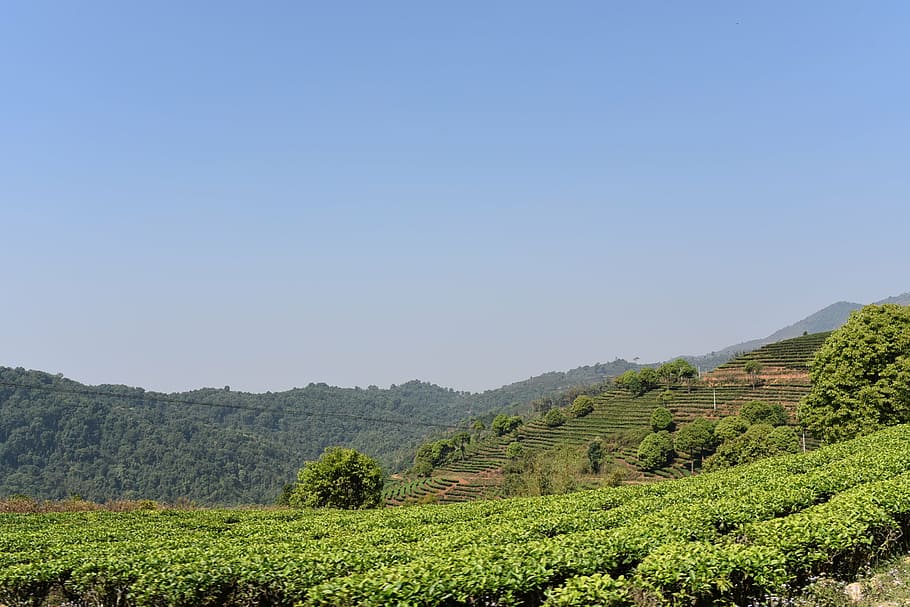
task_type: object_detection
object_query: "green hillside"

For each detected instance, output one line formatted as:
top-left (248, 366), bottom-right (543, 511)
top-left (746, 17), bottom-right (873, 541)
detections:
top-left (0, 358), bottom-right (641, 505)
top-left (388, 332), bottom-right (828, 505)
top-left (4, 424), bottom-right (910, 607)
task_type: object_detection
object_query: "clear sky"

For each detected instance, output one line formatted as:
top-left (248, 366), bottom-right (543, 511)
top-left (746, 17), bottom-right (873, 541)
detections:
top-left (2, 2), bottom-right (908, 394)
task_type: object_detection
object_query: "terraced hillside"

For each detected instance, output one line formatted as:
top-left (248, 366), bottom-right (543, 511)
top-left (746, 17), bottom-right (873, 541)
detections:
top-left (386, 332), bottom-right (829, 505)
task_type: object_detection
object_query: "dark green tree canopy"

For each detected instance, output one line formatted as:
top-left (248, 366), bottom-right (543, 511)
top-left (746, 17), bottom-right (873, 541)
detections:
top-left (637, 431), bottom-right (674, 470)
top-left (570, 395), bottom-right (595, 418)
top-left (650, 407), bottom-right (674, 432)
top-left (799, 304), bottom-right (910, 443)
top-left (492, 414), bottom-right (522, 436)
top-left (714, 415), bottom-right (749, 442)
top-left (740, 401), bottom-right (788, 426)
top-left (289, 447), bottom-right (383, 510)
top-left (703, 423), bottom-right (799, 471)
top-left (544, 408), bottom-right (567, 428)
top-left (674, 417), bottom-right (717, 457)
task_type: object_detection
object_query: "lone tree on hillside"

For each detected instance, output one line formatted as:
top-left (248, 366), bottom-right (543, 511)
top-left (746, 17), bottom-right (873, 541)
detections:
top-left (637, 431), bottom-right (674, 470)
top-left (650, 407), bottom-right (674, 432)
top-left (571, 395), bottom-right (595, 418)
top-left (674, 417), bottom-right (717, 471)
top-left (744, 360), bottom-right (763, 390)
top-left (799, 304), bottom-right (910, 443)
top-left (289, 447), bottom-right (383, 510)
top-left (658, 359), bottom-right (698, 391)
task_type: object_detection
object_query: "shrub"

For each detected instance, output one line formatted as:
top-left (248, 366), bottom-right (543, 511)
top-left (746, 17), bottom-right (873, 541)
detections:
top-left (714, 415), bottom-right (749, 441)
top-left (650, 407), bottom-right (674, 432)
top-left (505, 441), bottom-right (524, 459)
top-left (637, 431), bottom-right (674, 470)
top-left (544, 408), bottom-right (567, 428)
top-left (289, 447), bottom-right (383, 510)
top-left (740, 401), bottom-right (788, 426)
top-left (492, 414), bottom-right (522, 436)
top-left (570, 395), bottom-right (595, 418)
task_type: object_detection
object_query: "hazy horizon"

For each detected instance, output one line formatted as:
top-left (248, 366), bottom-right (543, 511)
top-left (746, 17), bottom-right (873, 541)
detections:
top-left (3, 3), bottom-right (908, 394)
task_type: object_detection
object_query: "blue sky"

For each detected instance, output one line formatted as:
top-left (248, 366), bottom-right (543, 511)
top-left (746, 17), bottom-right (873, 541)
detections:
top-left (2, 2), bottom-right (908, 393)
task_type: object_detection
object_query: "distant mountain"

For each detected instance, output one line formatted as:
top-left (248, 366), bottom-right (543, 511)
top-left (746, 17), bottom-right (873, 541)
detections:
top-left (876, 291), bottom-right (910, 306)
top-left (684, 291), bottom-right (909, 371)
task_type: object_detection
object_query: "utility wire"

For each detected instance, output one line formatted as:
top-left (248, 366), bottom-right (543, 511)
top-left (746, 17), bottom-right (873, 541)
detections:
top-left (0, 380), bottom-right (463, 430)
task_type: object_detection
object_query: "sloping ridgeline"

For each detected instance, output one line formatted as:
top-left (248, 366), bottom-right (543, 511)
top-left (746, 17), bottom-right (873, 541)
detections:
top-left (0, 360), bottom-right (636, 505)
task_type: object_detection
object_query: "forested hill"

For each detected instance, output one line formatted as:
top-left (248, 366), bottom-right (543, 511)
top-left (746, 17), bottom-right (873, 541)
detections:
top-left (0, 360), bottom-right (637, 505)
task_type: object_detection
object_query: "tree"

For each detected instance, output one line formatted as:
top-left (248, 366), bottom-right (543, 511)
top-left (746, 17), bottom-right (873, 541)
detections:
top-left (289, 447), bottom-right (383, 510)
top-left (743, 360), bottom-right (763, 390)
top-left (587, 439), bottom-right (605, 473)
top-left (492, 414), bottom-right (522, 436)
top-left (505, 441), bottom-right (523, 459)
top-left (615, 370), bottom-right (644, 396)
top-left (650, 407), bottom-right (674, 432)
top-left (544, 408), bottom-right (567, 428)
top-left (799, 304), bottom-right (910, 443)
top-left (571, 395), bottom-right (595, 418)
top-left (637, 431), bottom-right (674, 470)
top-left (413, 439), bottom-right (455, 475)
top-left (451, 432), bottom-right (471, 457)
top-left (674, 418), bottom-right (717, 470)
top-left (740, 401), bottom-right (787, 426)
top-left (703, 423), bottom-right (799, 471)
top-left (714, 415), bottom-right (749, 441)
top-left (657, 359), bottom-right (698, 391)
top-left (638, 368), bottom-right (660, 392)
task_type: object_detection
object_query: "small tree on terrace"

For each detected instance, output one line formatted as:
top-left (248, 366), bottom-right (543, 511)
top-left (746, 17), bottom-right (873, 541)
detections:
top-left (544, 408), bottom-right (567, 428)
top-left (638, 368), bottom-right (660, 392)
top-left (637, 431), bottom-right (674, 470)
top-left (740, 401), bottom-right (788, 426)
top-left (451, 432), bottom-right (471, 457)
top-left (674, 417), bottom-right (717, 471)
top-left (744, 360), bottom-right (763, 390)
top-left (492, 414), bottom-right (522, 436)
top-left (571, 395), bottom-right (595, 418)
top-left (587, 438), bottom-right (605, 473)
top-left (650, 407), bottom-right (674, 432)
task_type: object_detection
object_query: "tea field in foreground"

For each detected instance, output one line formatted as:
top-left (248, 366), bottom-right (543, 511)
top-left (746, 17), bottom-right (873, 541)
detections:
top-left (4, 424), bottom-right (910, 606)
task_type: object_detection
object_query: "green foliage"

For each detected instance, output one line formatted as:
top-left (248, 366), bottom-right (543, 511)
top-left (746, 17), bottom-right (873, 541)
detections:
top-left (614, 370), bottom-right (643, 396)
top-left (505, 441), bottom-right (523, 459)
top-left (800, 304), bottom-right (910, 443)
top-left (674, 417), bottom-right (717, 459)
top-left (543, 408), bottom-right (567, 428)
top-left (570, 395), bottom-right (595, 418)
top-left (704, 423), bottom-right (800, 471)
top-left (637, 367), bottom-right (660, 391)
top-left (502, 444), bottom-right (588, 497)
top-left (637, 430), bottom-right (674, 470)
top-left (714, 415), bottom-right (749, 441)
top-left (658, 359), bottom-right (698, 389)
top-left (275, 483), bottom-right (295, 506)
top-left (412, 438), bottom-right (456, 475)
top-left (289, 447), bottom-right (383, 510)
top-left (740, 401), bottom-right (788, 426)
top-left (492, 414), bottom-right (523, 436)
top-left (544, 573), bottom-right (629, 606)
top-left (649, 407), bottom-right (673, 432)
top-left (587, 439), bottom-right (605, 473)
top-left (744, 360), bottom-right (763, 388)
top-left (5, 425), bottom-right (910, 607)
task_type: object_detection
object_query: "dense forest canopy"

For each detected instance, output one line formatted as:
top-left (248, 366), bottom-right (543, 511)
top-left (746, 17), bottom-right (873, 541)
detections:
top-left (0, 359), bottom-right (637, 504)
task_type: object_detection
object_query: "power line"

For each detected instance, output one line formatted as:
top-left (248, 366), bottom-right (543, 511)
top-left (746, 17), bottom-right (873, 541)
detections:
top-left (0, 380), bottom-right (462, 430)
